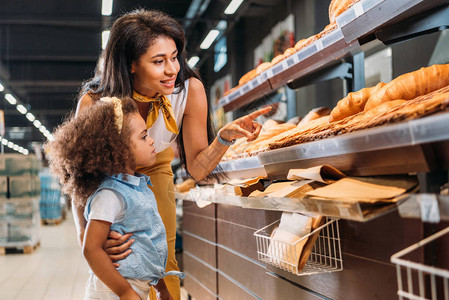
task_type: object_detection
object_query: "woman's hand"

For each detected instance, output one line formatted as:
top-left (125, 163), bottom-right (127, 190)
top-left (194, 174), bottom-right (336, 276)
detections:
top-left (103, 231), bottom-right (134, 267)
top-left (154, 279), bottom-right (173, 300)
top-left (218, 106), bottom-right (272, 142)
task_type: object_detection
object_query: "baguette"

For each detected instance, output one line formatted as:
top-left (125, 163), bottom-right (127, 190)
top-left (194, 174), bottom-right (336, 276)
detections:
top-left (329, 82), bottom-right (386, 122)
top-left (239, 68), bottom-right (258, 85)
top-left (364, 63), bottom-right (449, 111)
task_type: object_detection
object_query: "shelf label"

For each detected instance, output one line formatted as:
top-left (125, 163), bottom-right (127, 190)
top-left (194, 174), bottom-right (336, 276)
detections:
top-left (353, 2), bottom-right (364, 17)
top-left (271, 63), bottom-right (284, 75)
top-left (315, 40), bottom-right (324, 51)
top-left (286, 57), bottom-right (295, 67)
top-left (242, 84), bottom-right (250, 93)
top-left (418, 194), bottom-right (440, 223)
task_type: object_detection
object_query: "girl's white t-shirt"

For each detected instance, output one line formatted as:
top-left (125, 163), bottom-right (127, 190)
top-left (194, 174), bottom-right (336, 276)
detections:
top-left (88, 189), bottom-right (125, 223)
top-left (147, 79), bottom-right (189, 153)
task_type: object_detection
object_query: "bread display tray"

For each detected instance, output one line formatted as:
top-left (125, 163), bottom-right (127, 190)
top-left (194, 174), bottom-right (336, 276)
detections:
top-left (258, 111), bottom-right (449, 179)
top-left (337, 0), bottom-right (449, 43)
top-left (213, 156), bottom-right (267, 180)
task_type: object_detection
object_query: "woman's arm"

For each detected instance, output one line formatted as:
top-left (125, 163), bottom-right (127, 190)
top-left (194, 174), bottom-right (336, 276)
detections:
top-left (83, 220), bottom-right (140, 299)
top-left (182, 78), bottom-right (271, 181)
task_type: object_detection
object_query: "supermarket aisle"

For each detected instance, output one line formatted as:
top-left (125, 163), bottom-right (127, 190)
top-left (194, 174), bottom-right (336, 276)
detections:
top-left (0, 215), bottom-right (89, 300)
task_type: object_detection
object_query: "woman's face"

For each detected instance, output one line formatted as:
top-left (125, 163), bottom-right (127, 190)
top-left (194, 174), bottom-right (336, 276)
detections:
top-left (131, 36), bottom-right (180, 97)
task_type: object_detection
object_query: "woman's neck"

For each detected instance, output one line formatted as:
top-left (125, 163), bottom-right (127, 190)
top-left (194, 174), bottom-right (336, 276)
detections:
top-left (133, 87), bottom-right (158, 98)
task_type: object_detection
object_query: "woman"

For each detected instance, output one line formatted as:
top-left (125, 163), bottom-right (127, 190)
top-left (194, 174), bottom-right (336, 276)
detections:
top-left (74, 9), bottom-right (270, 300)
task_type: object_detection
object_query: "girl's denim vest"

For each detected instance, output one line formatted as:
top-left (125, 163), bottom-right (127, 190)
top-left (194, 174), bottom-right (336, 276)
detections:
top-left (84, 173), bottom-right (184, 284)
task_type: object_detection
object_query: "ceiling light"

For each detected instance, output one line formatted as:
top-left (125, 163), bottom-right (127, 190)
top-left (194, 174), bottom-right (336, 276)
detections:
top-left (224, 0), bottom-right (244, 14)
top-left (16, 104), bottom-right (27, 114)
top-left (102, 0), bottom-right (113, 16)
top-left (1, 139), bottom-right (7, 145)
top-left (200, 30), bottom-right (220, 49)
top-left (13, 145), bottom-right (19, 151)
top-left (26, 113), bottom-right (35, 122)
top-left (5, 94), bottom-right (17, 105)
top-left (23, 149), bottom-right (29, 155)
top-left (7, 142), bottom-right (13, 148)
top-left (102, 30), bottom-right (110, 50)
top-left (39, 125), bottom-right (46, 133)
top-left (188, 56), bottom-right (200, 68)
top-left (33, 120), bottom-right (41, 128)
top-left (0, 83), bottom-right (4, 92)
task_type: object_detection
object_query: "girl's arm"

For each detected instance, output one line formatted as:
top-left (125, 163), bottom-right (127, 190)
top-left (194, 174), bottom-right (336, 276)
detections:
top-left (182, 78), bottom-right (271, 181)
top-left (83, 219), bottom-right (140, 299)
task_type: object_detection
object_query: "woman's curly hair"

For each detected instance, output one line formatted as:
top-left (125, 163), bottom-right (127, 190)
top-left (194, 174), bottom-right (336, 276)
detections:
top-left (47, 97), bottom-right (138, 208)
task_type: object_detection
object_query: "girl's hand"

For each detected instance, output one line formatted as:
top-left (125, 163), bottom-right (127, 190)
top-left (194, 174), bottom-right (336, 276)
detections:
top-left (218, 106), bottom-right (272, 142)
top-left (103, 231), bottom-right (134, 267)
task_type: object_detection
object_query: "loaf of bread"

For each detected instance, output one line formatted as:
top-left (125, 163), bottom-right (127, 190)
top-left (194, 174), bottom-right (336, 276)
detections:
top-left (329, 0), bottom-right (360, 23)
top-left (364, 63), bottom-right (449, 111)
top-left (329, 82), bottom-right (386, 122)
top-left (256, 62), bottom-right (273, 75)
top-left (239, 68), bottom-right (258, 85)
top-left (297, 107), bottom-right (331, 126)
top-left (271, 54), bottom-right (285, 66)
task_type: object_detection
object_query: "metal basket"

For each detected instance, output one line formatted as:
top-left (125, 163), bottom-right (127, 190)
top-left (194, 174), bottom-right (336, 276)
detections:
top-left (254, 217), bottom-right (343, 276)
top-left (391, 226), bottom-right (449, 300)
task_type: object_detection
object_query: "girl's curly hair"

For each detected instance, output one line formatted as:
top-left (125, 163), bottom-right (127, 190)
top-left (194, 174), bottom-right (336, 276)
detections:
top-left (47, 97), bottom-right (138, 208)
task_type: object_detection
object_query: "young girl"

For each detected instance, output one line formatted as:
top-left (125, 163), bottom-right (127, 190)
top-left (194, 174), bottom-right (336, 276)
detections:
top-left (48, 97), bottom-right (182, 300)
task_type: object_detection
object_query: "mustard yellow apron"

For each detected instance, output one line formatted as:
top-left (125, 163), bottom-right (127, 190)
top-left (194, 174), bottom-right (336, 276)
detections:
top-left (136, 147), bottom-right (180, 300)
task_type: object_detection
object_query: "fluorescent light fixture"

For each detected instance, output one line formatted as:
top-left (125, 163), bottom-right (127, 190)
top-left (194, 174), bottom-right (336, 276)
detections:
top-left (224, 0), bottom-right (244, 14)
top-left (188, 56), bottom-right (200, 68)
top-left (102, 0), bottom-right (113, 16)
top-left (200, 30), bottom-right (220, 49)
top-left (26, 113), bottom-right (35, 122)
top-left (16, 104), bottom-right (27, 114)
top-left (1, 139), bottom-right (7, 145)
top-left (0, 83), bottom-right (4, 92)
top-left (33, 120), bottom-right (41, 128)
top-left (5, 94), bottom-right (17, 105)
top-left (102, 30), bottom-right (110, 50)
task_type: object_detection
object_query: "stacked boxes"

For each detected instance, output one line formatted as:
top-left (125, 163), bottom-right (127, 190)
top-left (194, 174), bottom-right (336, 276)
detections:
top-left (39, 168), bottom-right (64, 221)
top-left (0, 154), bottom-right (41, 250)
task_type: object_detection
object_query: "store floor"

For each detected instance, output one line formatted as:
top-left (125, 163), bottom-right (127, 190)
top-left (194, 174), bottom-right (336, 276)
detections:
top-left (0, 215), bottom-right (190, 300)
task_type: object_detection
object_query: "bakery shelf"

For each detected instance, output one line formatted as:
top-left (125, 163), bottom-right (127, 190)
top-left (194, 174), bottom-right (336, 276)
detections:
top-left (268, 28), bottom-right (360, 91)
top-left (218, 28), bottom-right (361, 113)
top-left (254, 217), bottom-right (343, 276)
top-left (213, 156), bottom-right (267, 180)
top-left (391, 226), bottom-right (449, 300)
top-left (397, 194), bottom-right (449, 222)
top-left (176, 188), bottom-right (415, 222)
top-left (258, 111), bottom-right (449, 180)
top-left (337, 0), bottom-right (449, 43)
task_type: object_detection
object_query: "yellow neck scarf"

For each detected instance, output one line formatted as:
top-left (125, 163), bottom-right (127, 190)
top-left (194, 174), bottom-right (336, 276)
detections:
top-left (132, 91), bottom-right (178, 134)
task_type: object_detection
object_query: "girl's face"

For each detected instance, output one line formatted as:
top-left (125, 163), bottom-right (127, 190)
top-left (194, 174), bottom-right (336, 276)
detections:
top-left (131, 36), bottom-right (180, 97)
top-left (128, 113), bottom-right (156, 173)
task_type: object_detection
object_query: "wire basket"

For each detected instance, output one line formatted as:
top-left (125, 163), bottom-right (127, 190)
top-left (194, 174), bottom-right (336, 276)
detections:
top-left (391, 226), bottom-right (449, 300)
top-left (254, 217), bottom-right (343, 276)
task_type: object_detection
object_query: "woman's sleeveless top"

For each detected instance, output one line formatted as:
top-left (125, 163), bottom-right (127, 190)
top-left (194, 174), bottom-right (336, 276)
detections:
top-left (147, 79), bottom-right (189, 153)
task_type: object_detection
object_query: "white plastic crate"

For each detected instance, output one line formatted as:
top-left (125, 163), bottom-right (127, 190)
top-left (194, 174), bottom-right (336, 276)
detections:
top-left (254, 217), bottom-right (343, 276)
top-left (391, 226), bottom-right (449, 300)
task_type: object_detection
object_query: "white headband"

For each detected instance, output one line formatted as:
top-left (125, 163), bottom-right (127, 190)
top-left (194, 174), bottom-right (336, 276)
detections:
top-left (100, 97), bottom-right (123, 133)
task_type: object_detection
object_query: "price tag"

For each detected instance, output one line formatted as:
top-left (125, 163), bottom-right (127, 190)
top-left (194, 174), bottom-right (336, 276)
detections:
top-left (418, 194), bottom-right (440, 223)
